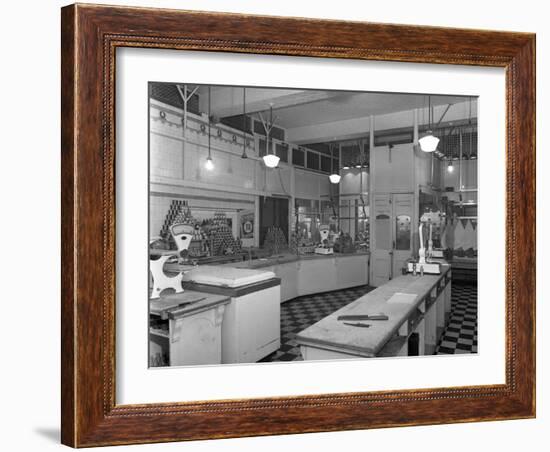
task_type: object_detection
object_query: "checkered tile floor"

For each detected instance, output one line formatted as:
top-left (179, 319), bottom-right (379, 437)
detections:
top-left (260, 282), bottom-right (478, 362)
top-left (435, 282), bottom-right (478, 354)
top-left (259, 286), bottom-right (373, 362)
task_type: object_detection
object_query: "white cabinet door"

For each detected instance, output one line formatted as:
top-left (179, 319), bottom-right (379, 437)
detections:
top-left (298, 258), bottom-right (337, 296)
top-left (170, 306), bottom-right (225, 366)
top-left (275, 262), bottom-right (298, 303)
top-left (336, 255), bottom-right (368, 289)
top-left (232, 286), bottom-right (280, 363)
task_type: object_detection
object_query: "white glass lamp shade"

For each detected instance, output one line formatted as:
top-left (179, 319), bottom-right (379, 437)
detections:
top-left (447, 161), bottom-right (454, 173)
top-left (329, 173), bottom-right (341, 184)
top-left (263, 154), bottom-right (280, 168)
top-left (418, 132), bottom-right (440, 152)
top-left (205, 156), bottom-right (214, 170)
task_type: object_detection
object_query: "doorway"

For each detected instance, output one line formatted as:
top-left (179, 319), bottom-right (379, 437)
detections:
top-left (370, 193), bottom-right (414, 287)
top-left (259, 196), bottom-right (289, 247)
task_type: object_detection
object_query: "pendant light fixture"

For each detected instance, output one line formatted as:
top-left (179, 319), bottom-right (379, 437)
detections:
top-left (355, 140), bottom-right (365, 168)
top-left (419, 95), bottom-right (440, 152)
top-left (328, 143), bottom-right (341, 184)
top-left (205, 86), bottom-right (214, 170)
top-left (263, 153), bottom-right (280, 169)
top-left (447, 160), bottom-right (454, 173)
top-left (241, 87), bottom-right (248, 159)
top-left (260, 104), bottom-right (280, 168)
top-left (468, 96), bottom-right (477, 160)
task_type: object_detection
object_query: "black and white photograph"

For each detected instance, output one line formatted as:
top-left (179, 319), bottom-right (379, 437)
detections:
top-left (1, 0), bottom-right (544, 449)
top-left (148, 83), bottom-right (479, 367)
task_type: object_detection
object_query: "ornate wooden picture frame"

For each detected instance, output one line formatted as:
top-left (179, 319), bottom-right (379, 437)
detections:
top-left (61, 3), bottom-right (535, 447)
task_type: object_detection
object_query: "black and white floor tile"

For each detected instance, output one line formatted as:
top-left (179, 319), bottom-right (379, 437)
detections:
top-left (435, 282), bottom-right (478, 355)
top-left (259, 286), bottom-right (373, 362)
top-left (260, 281), bottom-right (478, 362)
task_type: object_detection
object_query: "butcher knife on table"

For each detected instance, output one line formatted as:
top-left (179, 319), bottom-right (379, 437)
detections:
top-left (337, 313), bottom-right (389, 321)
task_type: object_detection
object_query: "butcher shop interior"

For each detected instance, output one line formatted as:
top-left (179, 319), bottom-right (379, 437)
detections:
top-left (148, 83), bottom-right (478, 367)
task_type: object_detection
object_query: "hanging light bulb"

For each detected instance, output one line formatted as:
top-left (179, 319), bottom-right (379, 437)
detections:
top-left (205, 156), bottom-right (214, 170)
top-left (261, 104), bottom-right (280, 168)
top-left (205, 86), bottom-right (214, 170)
top-left (419, 95), bottom-right (439, 152)
top-left (447, 160), bottom-right (454, 173)
top-left (328, 143), bottom-right (340, 184)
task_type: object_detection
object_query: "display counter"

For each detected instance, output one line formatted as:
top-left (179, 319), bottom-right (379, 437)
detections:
top-left (227, 251), bottom-right (370, 303)
top-left (182, 266), bottom-right (281, 364)
top-left (162, 251), bottom-right (370, 304)
top-left (295, 263), bottom-right (451, 359)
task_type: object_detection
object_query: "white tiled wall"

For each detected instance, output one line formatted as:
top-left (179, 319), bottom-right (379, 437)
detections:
top-left (149, 99), bottom-right (332, 240)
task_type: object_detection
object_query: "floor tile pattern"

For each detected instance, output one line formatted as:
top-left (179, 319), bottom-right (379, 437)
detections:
top-left (435, 283), bottom-right (478, 354)
top-left (261, 282), bottom-right (477, 362)
top-left (260, 286), bottom-right (373, 362)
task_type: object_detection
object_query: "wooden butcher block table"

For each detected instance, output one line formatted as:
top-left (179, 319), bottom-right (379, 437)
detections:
top-left (296, 264), bottom-right (451, 359)
top-left (149, 290), bottom-right (230, 367)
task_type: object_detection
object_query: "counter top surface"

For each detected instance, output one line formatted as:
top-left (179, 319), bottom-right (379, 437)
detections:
top-left (295, 265), bottom-right (450, 356)
top-left (227, 250), bottom-right (370, 270)
top-left (182, 265), bottom-right (275, 287)
top-left (150, 290), bottom-right (230, 320)
top-left (162, 250), bottom-right (369, 273)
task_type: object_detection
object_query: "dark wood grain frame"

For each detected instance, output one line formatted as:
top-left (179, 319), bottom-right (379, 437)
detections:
top-left (61, 3), bottom-right (536, 447)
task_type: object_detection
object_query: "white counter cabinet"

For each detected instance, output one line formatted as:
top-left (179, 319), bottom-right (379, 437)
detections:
top-left (269, 254), bottom-right (369, 303)
top-left (335, 254), bottom-right (369, 290)
top-left (225, 253), bottom-right (369, 303)
top-left (275, 262), bottom-right (299, 302)
top-left (297, 258), bottom-right (338, 296)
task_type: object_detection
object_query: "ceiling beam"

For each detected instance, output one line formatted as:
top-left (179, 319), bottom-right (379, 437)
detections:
top-left (202, 88), bottom-right (347, 119)
top-left (287, 101), bottom-right (476, 144)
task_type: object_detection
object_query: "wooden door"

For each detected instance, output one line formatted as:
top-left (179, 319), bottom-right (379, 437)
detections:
top-left (371, 194), bottom-right (392, 287)
top-left (370, 193), bottom-right (414, 287)
top-left (392, 193), bottom-right (414, 277)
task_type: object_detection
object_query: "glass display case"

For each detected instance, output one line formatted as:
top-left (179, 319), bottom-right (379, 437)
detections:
top-left (339, 198), bottom-right (370, 250)
top-left (295, 198), bottom-right (321, 242)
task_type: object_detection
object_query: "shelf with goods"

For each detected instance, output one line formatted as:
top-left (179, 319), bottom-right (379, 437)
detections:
top-left (151, 203), bottom-right (247, 266)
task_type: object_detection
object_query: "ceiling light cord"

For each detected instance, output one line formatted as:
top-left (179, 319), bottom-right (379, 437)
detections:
top-left (418, 94), bottom-right (440, 153)
top-left (241, 87), bottom-right (248, 159)
top-left (260, 104), bottom-right (280, 168)
top-left (205, 86), bottom-right (214, 170)
top-left (329, 143), bottom-right (341, 184)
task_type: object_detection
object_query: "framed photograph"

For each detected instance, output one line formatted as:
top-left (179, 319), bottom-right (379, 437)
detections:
top-left (61, 3), bottom-right (535, 447)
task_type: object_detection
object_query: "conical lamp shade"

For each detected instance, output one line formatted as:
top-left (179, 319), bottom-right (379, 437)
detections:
top-left (263, 154), bottom-right (280, 168)
top-left (418, 132), bottom-right (439, 152)
top-left (329, 174), bottom-right (341, 184)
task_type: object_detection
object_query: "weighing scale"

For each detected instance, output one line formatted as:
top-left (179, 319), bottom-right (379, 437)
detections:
top-left (315, 226), bottom-right (334, 255)
top-left (149, 223), bottom-right (195, 298)
top-left (406, 222), bottom-right (441, 275)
